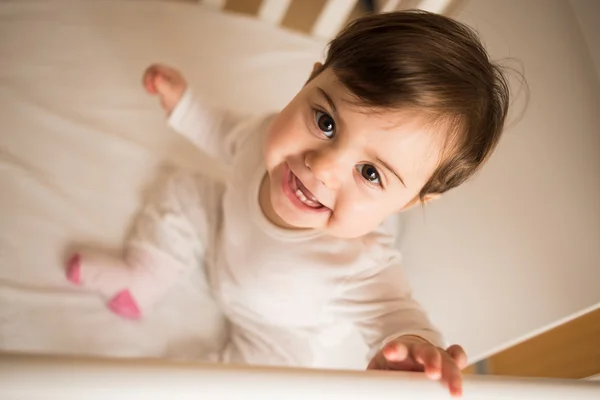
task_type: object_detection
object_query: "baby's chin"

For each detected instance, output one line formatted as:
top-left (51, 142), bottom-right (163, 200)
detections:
top-left (274, 204), bottom-right (378, 238)
top-left (274, 208), bottom-right (329, 231)
top-left (322, 216), bottom-right (380, 239)
top-left (326, 228), bottom-right (370, 240)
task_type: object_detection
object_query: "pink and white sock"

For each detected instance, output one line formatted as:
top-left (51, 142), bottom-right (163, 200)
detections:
top-left (66, 247), bottom-right (189, 319)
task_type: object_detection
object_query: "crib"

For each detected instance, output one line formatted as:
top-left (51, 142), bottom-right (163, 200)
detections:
top-left (198, 0), bottom-right (463, 39)
top-left (1, 352), bottom-right (599, 399)
top-left (0, 0), bottom-right (599, 397)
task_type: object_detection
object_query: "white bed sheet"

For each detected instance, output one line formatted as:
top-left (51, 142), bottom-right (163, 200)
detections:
top-left (0, 0), bottom-right (327, 361)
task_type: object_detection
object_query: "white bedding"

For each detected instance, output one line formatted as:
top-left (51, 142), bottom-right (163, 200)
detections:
top-left (0, 0), bottom-right (327, 361)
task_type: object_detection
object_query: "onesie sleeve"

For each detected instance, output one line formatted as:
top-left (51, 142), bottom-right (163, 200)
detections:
top-left (329, 244), bottom-right (446, 362)
top-left (167, 88), bottom-right (252, 164)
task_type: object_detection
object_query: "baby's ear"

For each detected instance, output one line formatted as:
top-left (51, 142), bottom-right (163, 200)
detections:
top-left (421, 193), bottom-right (441, 204)
top-left (400, 193), bottom-right (441, 211)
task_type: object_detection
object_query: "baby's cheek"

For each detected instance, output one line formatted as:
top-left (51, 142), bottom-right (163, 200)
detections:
top-left (264, 132), bottom-right (285, 169)
top-left (330, 199), bottom-right (389, 238)
top-left (265, 120), bottom-right (296, 159)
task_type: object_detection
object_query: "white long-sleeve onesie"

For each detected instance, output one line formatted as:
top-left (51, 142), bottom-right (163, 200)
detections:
top-left (82, 88), bottom-right (445, 368)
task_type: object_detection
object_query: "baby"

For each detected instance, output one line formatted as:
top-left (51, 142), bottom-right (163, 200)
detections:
top-left (66, 10), bottom-right (509, 397)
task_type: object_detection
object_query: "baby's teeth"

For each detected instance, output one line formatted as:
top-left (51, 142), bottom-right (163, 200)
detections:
top-left (295, 187), bottom-right (322, 208)
top-left (296, 189), bottom-right (311, 205)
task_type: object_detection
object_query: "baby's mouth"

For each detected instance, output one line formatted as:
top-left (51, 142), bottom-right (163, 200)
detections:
top-left (289, 173), bottom-right (325, 209)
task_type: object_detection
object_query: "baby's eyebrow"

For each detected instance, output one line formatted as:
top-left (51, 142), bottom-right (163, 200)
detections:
top-left (317, 87), bottom-right (337, 114)
top-left (377, 157), bottom-right (406, 187)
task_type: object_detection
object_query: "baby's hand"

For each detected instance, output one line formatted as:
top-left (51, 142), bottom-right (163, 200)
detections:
top-left (368, 336), bottom-right (467, 397)
top-left (142, 63), bottom-right (187, 115)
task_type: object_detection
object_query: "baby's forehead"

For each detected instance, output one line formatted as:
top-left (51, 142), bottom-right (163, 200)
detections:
top-left (350, 103), bottom-right (441, 133)
top-left (324, 84), bottom-right (432, 126)
top-left (314, 73), bottom-right (451, 148)
top-left (355, 107), bottom-right (447, 160)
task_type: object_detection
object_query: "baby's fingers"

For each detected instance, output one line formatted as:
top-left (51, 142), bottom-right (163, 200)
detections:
top-left (383, 341), bottom-right (411, 364)
top-left (413, 343), bottom-right (442, 380)
top-left (441, 356), bottom-right (463, 397)
top-left (447, 344), bottom-right (468, 370)
top-left (142, 64), bottom-right (181, 94)
top-left (143, 65), bottom-right (160, 94)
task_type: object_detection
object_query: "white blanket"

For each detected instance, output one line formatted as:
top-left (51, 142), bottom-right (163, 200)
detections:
top-left (0, 0), bottom-right (326, 361)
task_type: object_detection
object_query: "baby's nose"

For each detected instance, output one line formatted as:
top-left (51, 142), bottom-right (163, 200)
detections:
top-left (305, 148), bottom-right (351, 190)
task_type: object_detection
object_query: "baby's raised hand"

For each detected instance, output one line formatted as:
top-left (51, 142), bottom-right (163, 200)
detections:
top-left (142, 63), bottom-right (187, 115)
top-left (368, 336), bottom-right (467, 397)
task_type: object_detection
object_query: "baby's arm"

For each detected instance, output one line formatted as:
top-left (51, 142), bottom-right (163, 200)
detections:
top-left (143, 64), bottom-right (249, 163)
top-left (334, 260), bottom-right (445, 353)
top-left (332, 254), bottom-right (466, 396)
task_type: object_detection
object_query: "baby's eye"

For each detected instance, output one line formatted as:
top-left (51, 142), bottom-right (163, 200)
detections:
top-left (356, 164), bottom-right (382, 186)
top-left (314, 110), bottom-right (335, 138)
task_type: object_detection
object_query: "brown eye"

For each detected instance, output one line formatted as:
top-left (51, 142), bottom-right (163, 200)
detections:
top-left (357, 164), bottom-right (381, 186)
top-left (315, 111), bottom-right (335, 138)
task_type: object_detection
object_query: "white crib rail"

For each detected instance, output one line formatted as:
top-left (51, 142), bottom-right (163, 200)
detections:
top-left (1, 353), bottom-right (599, 400)
top-left (200, 0), bottom-right (462, 39)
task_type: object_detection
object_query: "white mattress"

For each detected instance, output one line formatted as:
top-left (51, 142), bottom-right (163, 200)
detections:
top-left (0, 0), bottom-right (326, 361)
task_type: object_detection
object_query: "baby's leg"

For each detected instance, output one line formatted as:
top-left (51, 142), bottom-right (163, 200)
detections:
top-left (67, 171), bottom-right (224, 319)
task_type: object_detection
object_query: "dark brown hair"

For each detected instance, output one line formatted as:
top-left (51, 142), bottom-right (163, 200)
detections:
top-left (322, 10), bottom-right (510, 201)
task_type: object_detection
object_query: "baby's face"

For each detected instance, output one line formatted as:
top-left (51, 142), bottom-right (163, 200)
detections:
top-left (263, 67), bottom-right (444, 238)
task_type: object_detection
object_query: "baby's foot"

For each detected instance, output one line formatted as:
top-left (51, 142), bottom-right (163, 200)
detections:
top-left (142, 63), bottom-right (187, 115)
top-left (66, 248), bottom-right (188, 320)
top-left (66, 252), bottom-right (141, 319)
top-left (107, 289), bottom-right (141, 320)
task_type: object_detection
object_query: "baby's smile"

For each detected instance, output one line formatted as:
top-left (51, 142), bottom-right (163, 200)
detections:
top-left (286, 165), bottom-right (328, 210)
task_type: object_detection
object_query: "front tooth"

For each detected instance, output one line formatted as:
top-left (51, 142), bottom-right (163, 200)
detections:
top-left (295, 188), bottom-right (321, 207)
top-left (295, 189), bottom-right (306, 202)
